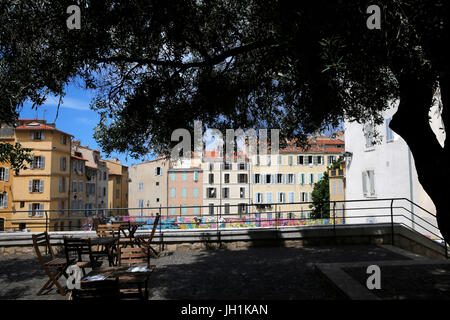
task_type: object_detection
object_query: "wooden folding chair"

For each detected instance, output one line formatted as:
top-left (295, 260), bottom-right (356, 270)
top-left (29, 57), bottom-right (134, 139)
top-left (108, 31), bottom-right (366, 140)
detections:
top-left (135, 215), bottom-right (160, 258)
top-left (32, 232), bottom-right (76, 296)
top-left (118, 246), bottom-right (155, 300)
top-left (63, 238), bottom-right (103, 276)
top-left (96, 224), bottom-right (121, 238)
top-left (118, 247), bottom-right (150, 268)
top-left (70, 277), bottom-right (120, 301)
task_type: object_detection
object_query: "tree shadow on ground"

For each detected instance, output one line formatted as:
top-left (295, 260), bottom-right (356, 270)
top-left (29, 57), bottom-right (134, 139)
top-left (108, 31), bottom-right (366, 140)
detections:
top-left (148, 244), bottom-right (409, 300)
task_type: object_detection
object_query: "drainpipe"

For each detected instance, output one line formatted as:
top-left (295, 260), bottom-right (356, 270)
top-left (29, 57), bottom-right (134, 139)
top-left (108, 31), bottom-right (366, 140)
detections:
top-left (408, 147), bottom-right (414, 229)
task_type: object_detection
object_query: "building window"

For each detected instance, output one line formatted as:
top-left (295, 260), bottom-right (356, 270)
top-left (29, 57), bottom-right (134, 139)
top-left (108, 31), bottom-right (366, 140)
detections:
top-left (364, 123), bottom-right (375, 148)
top-left (278, 192), bottom-right (285, 203)
top-left (238, 162), bottom-right (246, 170)
top-left (59, 177), bottom-right (66, 192)
top-left (238, 203), bottom-right (247, 215)
top-left (288, 156), bottom-right (293, 166)
top-left (362, 170), bottom-right (376, 197)
top-left (223, 162), bottom-right (231, 170)
top-left (224, 203), bottom-right (230, 214)
top-left (240, 187), bottom-right (245, 198)
top-left (276, 173), bottom-right (284, 184)
top-left (386, 117), bottom-right (394, 142)
top-left (299, 173), bottom-right (305, 185)
top-left (182, 172), bottom-right (187, 181)
top-left (60, 157), bottom-right (67, 171)
top-left (297, 155), bottom-right (304, 165)
top-left (307, 156), bottom-right (314, 165)
top-left (266, 192), bottom-right (273, 204)
top-left (207, 188), bottom-right (216, 198)
top-left (254, 192), bottom-right (263, 204)
top-left (287, 173), bottom-right (295, 184)
top-left (264, 174), bottom-right (272, 184)
top-left (193, 188), bottom-right (199, 198)
top-left (138, 182), bottom-right (144, 190)
top-left (328, 155), bottom-right (336, 165)
top-left (224, 174), bottom-right (230, 184)
top-left (60, 134), bottom-right (67, 145)
top-left (238, 174), bottom-right (248, 183)
top-left (209, 173), bottom-right (214, 184)
top-left (0, 167), bottom-right (9, 181)
top-left (209, 204), bottom-right (214, 215)
top-left (103, 172), bottom-right (107, 180)
top-left (300, 192), bottom-right (308, 203)
top-left (31, 156), bottom-right (45, 169)
top-left (31, 131), bottom-right (44, 140)
top-left (170, 188), bottom-right (176, 198)
top-left (29, 180), bottom-right (44, 193)
top-left (182, 188), bottom-right (187, 198)
top-left (116, 189), bottom-right (120, 199)
top-left (308, 173), bottom-right (314, 185)
top-left (155, 167), bottom-right (162, 176)
top-left (288, 192), bottom-right (295, 203)
top-left (29, 203), bottom-right (44, 217)
top-left (194, 171), bottom-right (198, 182)
top-left (316, 156), bottom-right (324, 165)
top-left (254, 174), bottom-right (262, 184)
top-left (0, 193), bottom-right (8, 208)
top-left (209, 163), bottom-right (214, 171)
top-left (222, 187), bottom-right (229, 199)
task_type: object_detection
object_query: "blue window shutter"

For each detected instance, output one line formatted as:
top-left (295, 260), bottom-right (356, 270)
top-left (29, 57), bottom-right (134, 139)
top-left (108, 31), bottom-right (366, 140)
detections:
top-left (29, 180), bottom-right (33, 193)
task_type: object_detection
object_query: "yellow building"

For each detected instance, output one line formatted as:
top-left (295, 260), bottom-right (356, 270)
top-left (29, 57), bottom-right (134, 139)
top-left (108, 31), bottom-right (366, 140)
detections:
top-left (0, 120), bottom-right (72, 232)
top-left (105, 158), bottom-right (128, 216)
top-left (251, 135), bottom-right (345, 220)
top-left (328, 160), bottom-right (346, 219)
top-left (0, 127), bottom-right (15, 231)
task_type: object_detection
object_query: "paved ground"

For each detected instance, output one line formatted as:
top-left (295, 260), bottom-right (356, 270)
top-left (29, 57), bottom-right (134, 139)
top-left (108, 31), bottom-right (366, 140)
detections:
top-left (344, 263), bottom-right (450, 299)
top-left (0, 244), bottom-right (410, 300)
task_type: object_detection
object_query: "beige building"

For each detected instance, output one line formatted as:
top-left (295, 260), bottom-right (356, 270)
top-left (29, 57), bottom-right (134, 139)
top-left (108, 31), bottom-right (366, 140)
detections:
top-left (202, 151), bottom-right (251, 217)
top-left (105, 158), bottom-right (129, 216)
top-left (128, 157), bottom-right (168, 216)
top-left (71, 141), bottom-right (109, 216)
top-left (251, 135), bottom-right (345, 220)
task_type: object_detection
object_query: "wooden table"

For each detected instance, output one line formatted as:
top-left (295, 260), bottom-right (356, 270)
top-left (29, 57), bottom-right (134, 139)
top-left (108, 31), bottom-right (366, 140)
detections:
top-left (113, 221), bottom-right (146, 247)
top-left (80, 236), bottom-right (119, 266)
top-left (79, 265), bottom-right (156, 300)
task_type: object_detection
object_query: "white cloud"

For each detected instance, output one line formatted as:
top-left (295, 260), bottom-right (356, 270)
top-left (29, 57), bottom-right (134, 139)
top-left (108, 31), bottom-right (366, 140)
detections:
top-left (45, 96), bottom-right (91, 111)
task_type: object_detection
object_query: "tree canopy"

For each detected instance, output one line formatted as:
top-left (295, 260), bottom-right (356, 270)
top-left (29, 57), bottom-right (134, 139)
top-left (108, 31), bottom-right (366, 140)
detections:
top-left (1, 0), bottom-right (450, 242)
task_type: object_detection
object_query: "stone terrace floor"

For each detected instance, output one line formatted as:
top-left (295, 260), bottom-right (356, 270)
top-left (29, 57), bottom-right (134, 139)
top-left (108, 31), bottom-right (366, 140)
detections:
top-left (0, 244), bottom-right (414, 300)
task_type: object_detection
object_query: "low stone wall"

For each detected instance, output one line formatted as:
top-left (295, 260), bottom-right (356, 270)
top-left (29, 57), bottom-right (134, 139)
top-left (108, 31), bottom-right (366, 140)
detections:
top-left (0, 223), bottom-right (447, 259)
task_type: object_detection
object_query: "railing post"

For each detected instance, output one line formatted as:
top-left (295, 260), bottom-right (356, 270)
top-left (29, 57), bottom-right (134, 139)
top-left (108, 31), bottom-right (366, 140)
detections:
top-left (159, 205), bottom-right (164, 252)
top-left (390, 199), bottom-right (395, 246)
top-left (333, 201), bottom-right (336, 243)
top-left (45, 210), bottom-right (48, 234)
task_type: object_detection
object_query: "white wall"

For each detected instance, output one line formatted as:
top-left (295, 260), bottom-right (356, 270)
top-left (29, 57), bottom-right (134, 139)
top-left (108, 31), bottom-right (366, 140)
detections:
top-left (344, 95), bottom-right (444, 239)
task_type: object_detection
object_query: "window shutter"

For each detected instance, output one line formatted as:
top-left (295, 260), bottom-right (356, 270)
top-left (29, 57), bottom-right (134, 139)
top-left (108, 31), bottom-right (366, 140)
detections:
top-left (59, 178), bottom-right (63, 192)
top-left (39, 180), bottom-right (44, 193)
top-left (41, 131), bottom-right (45, 140)
top-left (29, 180), bottom-right (33, 193)
top-left (28, 204), bottom-right (33, 217)
top-left (4, 167), bottom-right (9, 182)
top-left (41, 156), bottom-right (45, 169)
top-left (362, 171), bottom-right (368, 196)
top-left (293, 174), bottom-right (296, 184)
top-left (30, 132), bottom-right (35, 140)
top-left (2, 193), bottom-right (8, 208)
top-left (369, 171), bottom-right (376, 195)
top-left (30, 156), bottom-right (34, 169)
top-left (37, 204), bottom-right (43, 216)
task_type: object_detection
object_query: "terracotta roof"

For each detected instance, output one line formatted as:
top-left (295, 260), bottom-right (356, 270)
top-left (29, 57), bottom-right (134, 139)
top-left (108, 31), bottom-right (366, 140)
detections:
top-left (15, 123), bottom-right (73, 137)
top-left (71, 155), bottom-right (88, 161)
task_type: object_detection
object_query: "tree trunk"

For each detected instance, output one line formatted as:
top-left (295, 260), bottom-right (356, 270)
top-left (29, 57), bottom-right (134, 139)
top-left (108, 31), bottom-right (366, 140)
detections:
top-left (390, 73), bottom-right (450, 245)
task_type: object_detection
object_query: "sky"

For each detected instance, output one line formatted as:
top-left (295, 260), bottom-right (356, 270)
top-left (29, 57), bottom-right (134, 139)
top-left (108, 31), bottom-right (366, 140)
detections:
top-left (19, 83), bottom-right (140, 167)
